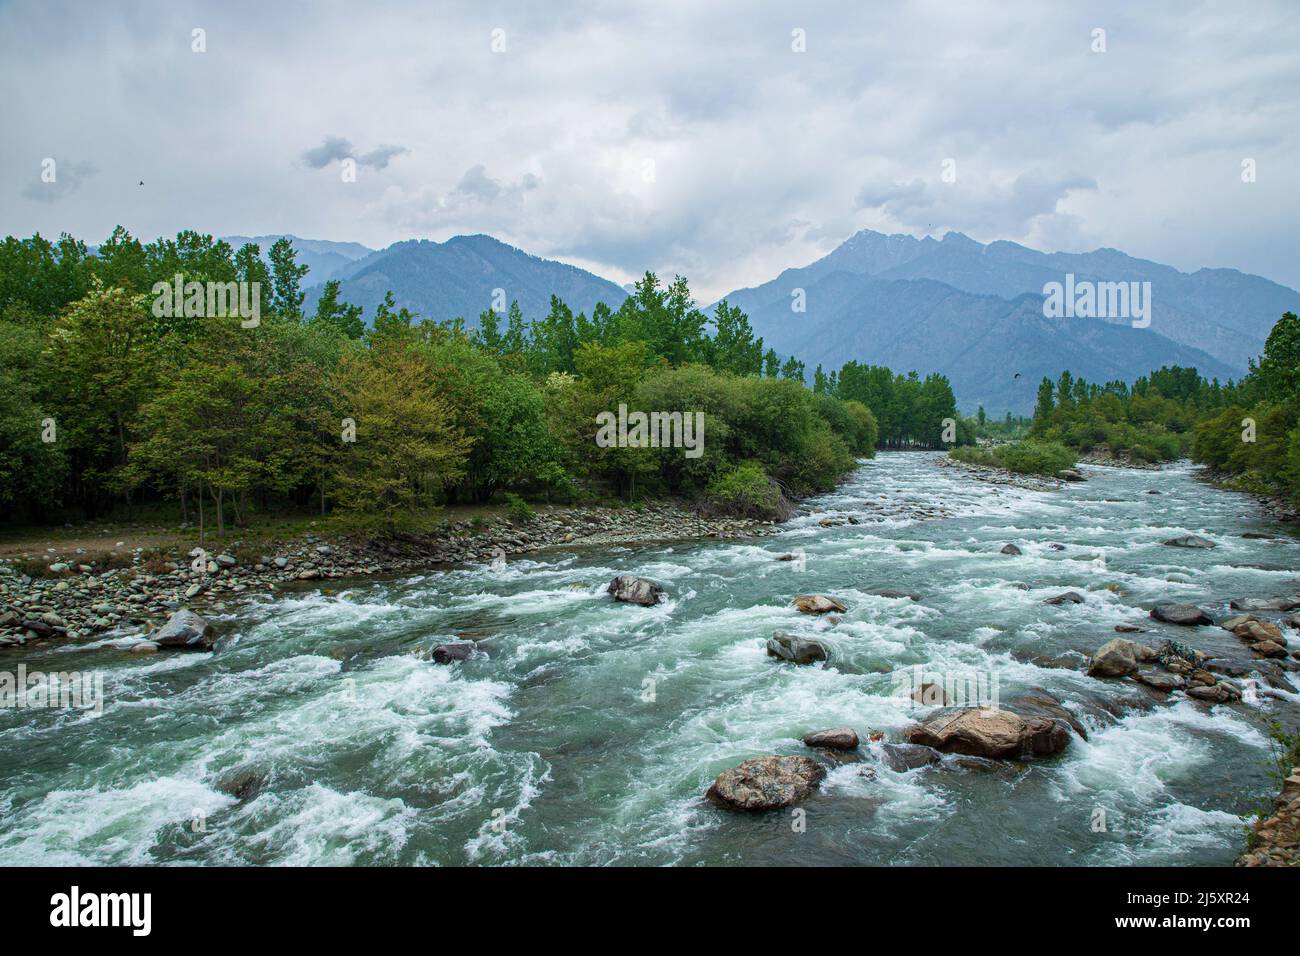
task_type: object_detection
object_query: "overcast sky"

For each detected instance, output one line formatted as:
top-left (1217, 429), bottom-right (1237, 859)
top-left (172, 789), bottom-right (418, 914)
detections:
top-left (2, 0), bottom-right (1297, 300)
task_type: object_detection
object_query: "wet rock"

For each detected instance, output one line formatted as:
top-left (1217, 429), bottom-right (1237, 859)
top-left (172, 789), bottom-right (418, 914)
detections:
top-left (1044, 591), bottom-right (1086, 606)
top-left (431, 642), bottom-right (476, 664)
top-left (153, 609), bottom-right (215, 650)
top-left (1150, 602), bottom-right (1212, 626)
top-left (1163, 535), bottom-right (1217, 549)
top-left (1186, 683), bottom-right (1242, 704)
top-left (706, 755), bottom-right (826, 811)
top-left (1000, 544), bottom-right (1022, 555)
top-left (911, 682), bottom-right (950, 706)
top-left (802, 727), bottom-right (859, 751)
top-left (1221, 613), bottom-right (1259, 631)
top-left (905, 707), bottom-right (1071, 759)
top-left (1058, 469), bottom-right (1085, 482)
top-left (1234, 620), bottom-right (1283, 644)
top-left (1114, 624), bottom-right (1144, 633)
top-left (766, 631), bottom-right (828, 665)
top-left (215, 766), bottom-right (268, 802)
top-left (879, 742), bottom-right (942, 772)
top-left (1134, 671), bottom-right (1186, 692)
top-left (775, 553), bottom-right (797, 561)
top-left (607, 575), bottom-right (665, 607)
top-left (793, 594), bottom-right (846, 615)
top-left (1241, 532), bottom-right (1274, 539)
top-left (1230, 597), bottom-right (1300, 613)
top-left (1252, 640), bottom-right (1288, 659)
top-left (1088, 638), bottom-right (1141, 677)
top-left (1047, 543), bottom-right (1066, 551)
top-left (1005, 690), bottom-right (1089, 740)
top-left (129, 641), bottom-right (160, 655)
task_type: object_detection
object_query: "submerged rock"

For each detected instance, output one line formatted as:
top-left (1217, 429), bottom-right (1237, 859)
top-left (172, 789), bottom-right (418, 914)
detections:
top-left (153, 609), bottom-right (215, 650)
top-left (1000, 544), bottom-right (1022, 555)
top-left (866, 588), bottom-right (921, 601)
top-left (766, 631), bottom-right (828, 665)
top-left (802, 727), bottom-right (859, 751)
top-left (879, 742), bottom-right (942, 772)
top-left (1230, 597), bottom-right (1300, 613)
top-left (607, 575), bottom-right (665, 606)
top-left (905, 707), bottom-right (1071, 759)
top-left (1150, 602), bottom-right (1212, 626)
top-left (706, 755), bottom-right (826, 811)
top-left (215, 766), bottom-right (268, 802)
top-left (1163, 535), bottom-right (1217, 549)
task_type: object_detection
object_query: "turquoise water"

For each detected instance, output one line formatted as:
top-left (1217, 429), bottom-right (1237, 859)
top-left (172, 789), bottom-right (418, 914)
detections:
top-left (2, 452), bottom-right (1296, 866)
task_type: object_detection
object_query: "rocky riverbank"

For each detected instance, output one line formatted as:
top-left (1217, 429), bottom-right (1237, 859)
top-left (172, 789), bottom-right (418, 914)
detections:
top-left (1196, 467), bottom-right (1300, 524)
top-left (936, 454), bottom-right (1070, 492)
top-left (0, 502), bottom-right (770, 651)
top-left (1238, 767), bottom-right (1300, 867)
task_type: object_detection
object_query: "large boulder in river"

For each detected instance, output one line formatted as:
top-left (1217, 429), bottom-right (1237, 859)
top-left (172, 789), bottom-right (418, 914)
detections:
top-left (1000, 544), bottom-right (1022, 555)
top-left (1162, 535), bottom-right (1217, 549)
top-left (607, 575), bottom-right (664, 606)
top-left (1150, 602), bottom-right (1212, 626)
top-left (905, 707), bottom-right (1071, 759)
top-left (766, 631), bottom-right (828, 665)
top-left (802, 727), bottom-right (859, 751)
top-left (1087, 638), bottom-right (1142, 677)
top-left (1234, 620), bottom-right (1284, 645)
top-left (153, 610), bottom-right (215, 650)
top-left (793, 594), bottom-right (847, 615)
top-left (706, 755), bottom-right (826, 811)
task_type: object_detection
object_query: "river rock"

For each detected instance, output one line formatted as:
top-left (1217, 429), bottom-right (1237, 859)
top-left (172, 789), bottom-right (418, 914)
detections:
top-left (1231, 597), bottom-right (1300, 613)
top-left (1241, 532), bottom-right (1274, 539)
top-left (129, 641), bottom-right (160, 655)
top-left (1000, 544), bottom-right (1022, 555)
top-left (793, 594), bottom-right (846, 615)
top-left (879, 743), bottom-right (942, 772)
top-left (1163, 535), bottom-right (1217, 549)
top-left (905, 707), bottom-right (1071, 759)
top-left (766, 631), bottom-right (828, 665)
top-left (1088, 638), bottom-right (1142, 677)
top-left (1059, 469), bottom-right (1085, 482)
top-left (1252, 640), bottom-right (1288, 659)
top-left (1114, 624), bottom-right (1144, 633)
top-left (802, 727), bottom-right (859, 751)
top-left (911, 682), bottom-right (950, 706)
top-left (1150, 602), bottom-right (1212, 626)
top-left (1234, 620), bottom-right (1283, 644)
top-left (215, 766), bottom-right (268, 802)
top-left (607, 575), bottom-right (664, 606)
top-left (706, 755), bottom-right (826, 811)
top-left (1134, 671), bottom-right (1186, 692)
top-left (152, 609), bottom-right (215, 650)
top-left (1006, 689), bottom-right (1090, 740)
top-left (431, 642), bottom-right (475, 664)
top-left (1186, 683), bottom-right (1242, 704)
top-left (1045, 591), bottom-right (1086, 606)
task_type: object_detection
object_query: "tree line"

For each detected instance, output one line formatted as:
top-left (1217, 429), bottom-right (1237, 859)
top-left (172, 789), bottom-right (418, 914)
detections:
top-left (1, 228), bottom-right (901, 534)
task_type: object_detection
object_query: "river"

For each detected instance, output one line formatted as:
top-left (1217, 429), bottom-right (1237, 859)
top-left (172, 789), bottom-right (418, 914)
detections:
top-left (2, 452), bottom-right (1297, 866)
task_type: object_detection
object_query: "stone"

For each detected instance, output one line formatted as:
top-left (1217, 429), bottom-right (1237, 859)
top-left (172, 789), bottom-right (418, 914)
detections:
top-left (1000, 544), bottom-right (1022, 555)
top-left (607, 575), bottom-right (665, 606)
top-left (1230, 597), bottom-right (1300, 613)
top-left (1058, 469), bottom-right (1085, 482)
top-left (1088, 638), bottom-right (1140, 677)
top-left (879, 743), bottom-right (942, 772)
top-left (1134, 671), bottom-right (1186, 692)
top-left (793, 594), bottom-right (847, 614)
top-left (866, 589), bottom-right (921, 601)
top-left (706, 755), bottom-right (826, 811)
top-left (1186, 683), bottom-right (1242, 704)
top-left (1114, 624), bottom-right (1144, 633)
top-left (766, 631), bottom-right (828, 665)
top-left (905, 708), bottom-right (1070, 759)
top-left (1252, 640), bottom-right (1288, 659)
top-left (1162, 535), bottom-right (1217, 549)
top-left (802, 727), bottom-right (859, 751)
top-left (431, 642), bottom-right (475, 664)
top-left (1234, 620), bottom-right (1283, 644)
top-left (215, 766), bottom-right (268, 802)
top-left (1150, 602), bottom-right (1212, 626)
top-left (1044, 591), bottom-right (1085, 605)
top-left (129, 641), bottom-right (160, 655)
top-left (152, 610), bottom-right (215, 650)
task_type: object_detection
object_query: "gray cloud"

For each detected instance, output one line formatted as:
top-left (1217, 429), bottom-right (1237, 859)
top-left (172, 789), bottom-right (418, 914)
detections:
top-left (21, 159), bottom-right (96, 203)
top-left (1, 0), bottom-right (1297, 300)
top-left (301, 136), bottom-right (409, 171)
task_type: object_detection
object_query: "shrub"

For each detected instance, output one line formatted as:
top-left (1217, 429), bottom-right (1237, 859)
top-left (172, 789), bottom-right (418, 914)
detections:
top-left (503, 492), bottom-right (535, 522)
top-left (702, 461), bottom-right (791, 520)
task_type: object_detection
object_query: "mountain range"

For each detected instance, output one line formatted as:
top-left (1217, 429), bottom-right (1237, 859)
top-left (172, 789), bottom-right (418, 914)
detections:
top-left (255, 229), bottom-right (1297, 415)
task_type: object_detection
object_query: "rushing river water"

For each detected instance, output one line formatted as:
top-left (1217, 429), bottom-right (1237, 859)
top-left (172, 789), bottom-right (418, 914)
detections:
top-left (2, 452), bottom-right (1298, 866)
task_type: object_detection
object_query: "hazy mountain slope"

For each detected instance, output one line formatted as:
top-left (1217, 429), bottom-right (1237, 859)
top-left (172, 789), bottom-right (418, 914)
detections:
top-left (223, 234), bottom-right (373, 285)
top-left (305, 234), bottom-right (628, 326)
